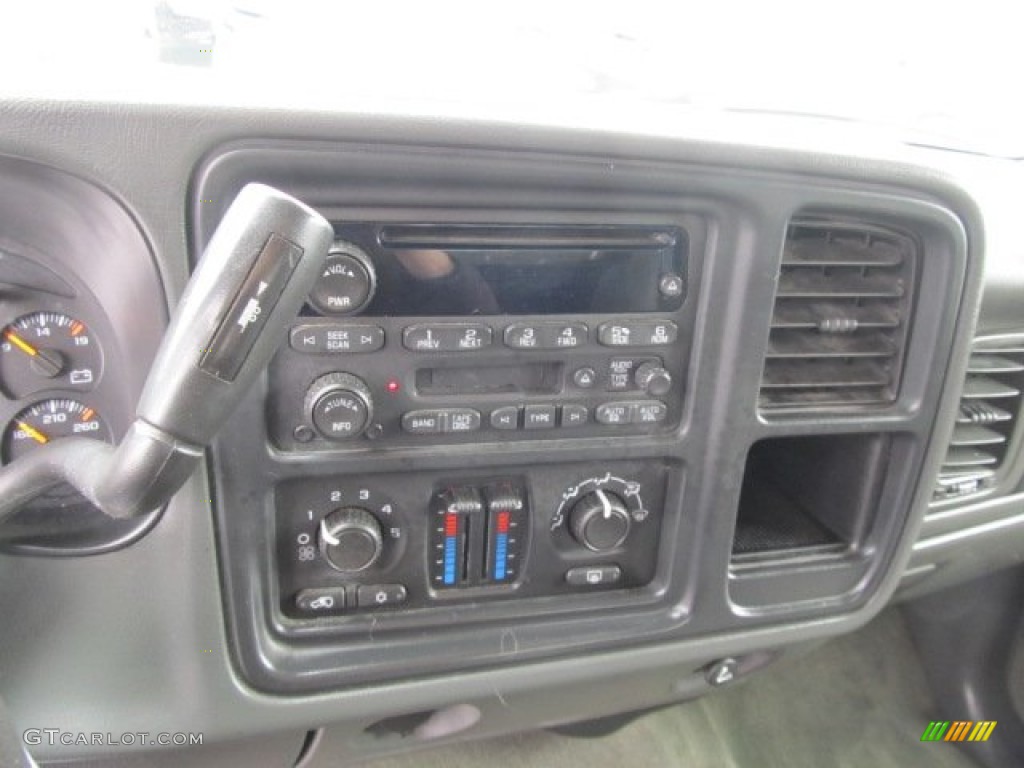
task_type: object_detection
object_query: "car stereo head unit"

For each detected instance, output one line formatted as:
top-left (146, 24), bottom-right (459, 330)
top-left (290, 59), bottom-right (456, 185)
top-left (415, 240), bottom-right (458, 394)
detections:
top-left (266, 222), bottom-right (694, 450)
top-left (305, 224), bottom-right (686, 318)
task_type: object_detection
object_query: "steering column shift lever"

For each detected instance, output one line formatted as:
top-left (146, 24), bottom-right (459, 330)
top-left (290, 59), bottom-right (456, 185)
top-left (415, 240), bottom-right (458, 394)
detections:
top-left (0, 183), bottom-right (333, 521)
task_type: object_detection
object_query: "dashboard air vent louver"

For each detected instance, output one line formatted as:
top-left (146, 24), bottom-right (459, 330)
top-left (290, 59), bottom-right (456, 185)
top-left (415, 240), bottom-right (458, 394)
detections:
top-left (760, 220), bottom-right (917, 408)
top-left (933, 341), bottom-right (1024, 500)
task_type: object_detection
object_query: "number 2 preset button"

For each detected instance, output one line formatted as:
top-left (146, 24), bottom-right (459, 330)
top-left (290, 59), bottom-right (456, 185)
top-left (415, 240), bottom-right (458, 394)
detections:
top-left (403, 324), bottom-right (492, 352)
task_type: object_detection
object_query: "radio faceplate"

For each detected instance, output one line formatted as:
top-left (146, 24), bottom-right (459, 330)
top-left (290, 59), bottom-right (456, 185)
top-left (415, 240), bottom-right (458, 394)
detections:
top-left (269, 312), bottom-right (689, 449)
top-left (267, 222), bottom-right (694, 450)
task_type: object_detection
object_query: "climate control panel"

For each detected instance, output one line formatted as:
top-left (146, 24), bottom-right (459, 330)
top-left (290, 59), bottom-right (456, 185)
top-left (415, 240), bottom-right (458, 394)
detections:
top-left (275, 460), bottom-right (670, 622)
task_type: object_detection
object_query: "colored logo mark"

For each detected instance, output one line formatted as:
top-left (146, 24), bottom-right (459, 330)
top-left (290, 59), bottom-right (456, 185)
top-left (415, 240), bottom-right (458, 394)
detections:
top-left (921, 720), bottom-right (997, 742)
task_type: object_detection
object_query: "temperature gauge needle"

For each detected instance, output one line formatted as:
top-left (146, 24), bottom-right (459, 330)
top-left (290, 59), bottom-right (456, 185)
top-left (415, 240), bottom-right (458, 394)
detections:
top-left (15, 420), bottom-right (49, 445)
top-left (3, 329), bottom-right (64, 378)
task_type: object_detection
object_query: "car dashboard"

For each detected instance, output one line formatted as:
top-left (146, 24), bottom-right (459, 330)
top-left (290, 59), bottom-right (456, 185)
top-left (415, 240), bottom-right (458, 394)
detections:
top-left (0, 98), bottom-right (1021, 766)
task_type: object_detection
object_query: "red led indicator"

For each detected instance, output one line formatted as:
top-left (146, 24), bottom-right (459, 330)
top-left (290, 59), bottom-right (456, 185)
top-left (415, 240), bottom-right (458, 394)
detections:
top-left (497, 511), bottom-right (510, 534)
top-left (386, 379), bottom-right (401, 394)
top-left (444, 513), bottom-right (458, 537)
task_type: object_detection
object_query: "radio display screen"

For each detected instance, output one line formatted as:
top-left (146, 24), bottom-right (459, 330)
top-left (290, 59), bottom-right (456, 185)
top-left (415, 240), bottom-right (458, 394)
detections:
top-left (349, 225), bottom-right (687, 317)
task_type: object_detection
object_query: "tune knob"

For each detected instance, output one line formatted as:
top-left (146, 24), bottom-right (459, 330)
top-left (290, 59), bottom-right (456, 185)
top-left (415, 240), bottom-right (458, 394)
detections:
top-left (319, 507), bottom-right (384, 572)
top-left (635, 362), bottom-right (672, 396)
top-left (305, 372), bottom-right (374, 441)
top-left (569, 490), bottom-right (631, 552)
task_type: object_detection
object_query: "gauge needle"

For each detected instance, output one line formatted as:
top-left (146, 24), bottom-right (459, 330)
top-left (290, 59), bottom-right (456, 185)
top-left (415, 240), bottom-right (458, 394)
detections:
top-left (4, 329), bottom-right (38, 356)
top-left (3, 329), bottom-right (64, 377)
top-left (15, 420), bottom-right (49, 445)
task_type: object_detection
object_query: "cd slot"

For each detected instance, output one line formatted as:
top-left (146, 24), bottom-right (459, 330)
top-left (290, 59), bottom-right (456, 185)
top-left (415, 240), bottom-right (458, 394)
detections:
top-left (378, 224), bottom-right (677, 250)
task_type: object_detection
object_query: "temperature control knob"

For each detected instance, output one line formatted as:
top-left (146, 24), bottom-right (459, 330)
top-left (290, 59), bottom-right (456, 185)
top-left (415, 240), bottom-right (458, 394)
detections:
top-left (319, 507), bottom-right (384, 572)
top-left (569, 489), bottom-right (631, 552)
top-left (635, 362), bottom-right (672, 396)
top-left (305, 372), bottom-right (374, 441)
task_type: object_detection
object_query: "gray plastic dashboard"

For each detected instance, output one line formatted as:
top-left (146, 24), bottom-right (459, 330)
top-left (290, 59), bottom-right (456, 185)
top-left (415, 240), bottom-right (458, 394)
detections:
top-left (0, 98), bottom-right (1020, 765)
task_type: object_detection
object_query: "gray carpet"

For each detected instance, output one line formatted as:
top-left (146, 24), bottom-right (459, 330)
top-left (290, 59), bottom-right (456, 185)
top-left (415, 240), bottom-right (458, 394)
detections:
top-left (363, 609), bottom-right (980, 767)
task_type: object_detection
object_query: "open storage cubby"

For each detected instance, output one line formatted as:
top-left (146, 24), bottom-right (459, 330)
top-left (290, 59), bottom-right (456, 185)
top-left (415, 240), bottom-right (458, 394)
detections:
top-left (732, 434), bottom-right (891, 564)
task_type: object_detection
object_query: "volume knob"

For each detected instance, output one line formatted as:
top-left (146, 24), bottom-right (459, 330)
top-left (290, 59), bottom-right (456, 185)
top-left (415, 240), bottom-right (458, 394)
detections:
top-left (569, 490), bottom-right (631, 552)
top-left (319, 507), bottom-right (384, 572)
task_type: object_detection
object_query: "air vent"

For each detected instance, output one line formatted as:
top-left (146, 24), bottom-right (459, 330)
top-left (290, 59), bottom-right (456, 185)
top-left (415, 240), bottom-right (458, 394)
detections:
top-left (760, 220), bottom-right (918, 408)
top-left (933, 340), bottom-right (1024, 500)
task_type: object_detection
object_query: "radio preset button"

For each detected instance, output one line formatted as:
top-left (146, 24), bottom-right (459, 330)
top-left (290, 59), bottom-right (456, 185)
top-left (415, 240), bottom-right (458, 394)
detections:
top-left (598, 321), bottom-right (678, 347)
top-left (490, 406), bottom-right (521, 430)
top-left (504, 322), bottom-right (588, 350)
top-left (549, 322), bottom-right (588, 348)
top-left (402, 410), bottom-right (444, 434)
top-left (504, 323), bottom-right (542, 349)
top-left (403, 324), bottom-right (492, 352)
top-left (595, 402), bottom-right (634, 425)
top-left (561, 404), bottom-right (588, 427)
top-left (523, 404), bottom-right (557, 430)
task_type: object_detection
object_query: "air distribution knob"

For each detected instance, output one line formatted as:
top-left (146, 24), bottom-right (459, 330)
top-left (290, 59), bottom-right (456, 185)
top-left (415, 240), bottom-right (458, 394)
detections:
top-left (304, 372), bottom-right (374, 441)
top-left (318, 507), bottom-right (384, 572)
top-left (569, 489), bottom-right (631, 552)
top-left (635, 362), bottom-right (672, 396)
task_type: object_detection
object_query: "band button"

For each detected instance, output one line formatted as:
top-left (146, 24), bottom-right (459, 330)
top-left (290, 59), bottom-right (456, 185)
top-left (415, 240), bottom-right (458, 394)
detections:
top-left (402, 410), bottom-right (445, 434)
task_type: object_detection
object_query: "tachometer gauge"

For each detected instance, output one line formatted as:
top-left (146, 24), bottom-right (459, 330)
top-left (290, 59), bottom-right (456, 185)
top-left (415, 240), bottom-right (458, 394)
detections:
top-left (3, 398), bottom-right (111, 466)
top-left (0, 311), bottom-right (102, 398)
